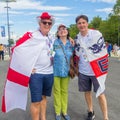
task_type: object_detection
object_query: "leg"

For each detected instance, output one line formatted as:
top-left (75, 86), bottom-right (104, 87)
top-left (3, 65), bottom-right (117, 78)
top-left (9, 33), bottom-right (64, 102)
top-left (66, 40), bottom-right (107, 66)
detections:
top-left (39, 74), bottom-right (53, 120)
top-left (40, 96), bottom-right (47, 120)
top-left (0, 52), bottom-right (1, 60)
top-left (78, 73), bottom-right (93, 112)
top-left (1, 51), bottom-right (4, 60)
top-left (98, 93), bottom-right (108, 120)
top-left (30, 102), bottom-right (41, 120)
top-left (85, 91), bottom-right (93, 112)
top-left (78, 74), bottom-right (95, 120)
top-left (108, 51), bottom-right (111, 57)
top-left (53, 77), bottom-right (61, 115)
top-left (85, 91), bottom-right (96, 120)
top-left (61, 77), bottom-right (70, 115)
top-left (29, 73), bottom-right (43, 120)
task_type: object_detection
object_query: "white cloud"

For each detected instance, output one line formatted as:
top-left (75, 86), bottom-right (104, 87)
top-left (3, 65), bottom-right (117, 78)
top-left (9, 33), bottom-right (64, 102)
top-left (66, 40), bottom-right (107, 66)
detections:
top-left (28, 12), bottom-right (39, 15)
top-left (53, 13), bottom-right (72, 17)
top-left (96, 7), bottom-right (113, 13)
top-left (0, 0), bottom-right (70, 12)
top-left (84, 0), bottom-right (116, 3)
top-left (0, 19), bottom-right (14, 25)
top-left (99, 0), bottom-right (116, 3)
top-left (9, 11), bottom-right (24, 14)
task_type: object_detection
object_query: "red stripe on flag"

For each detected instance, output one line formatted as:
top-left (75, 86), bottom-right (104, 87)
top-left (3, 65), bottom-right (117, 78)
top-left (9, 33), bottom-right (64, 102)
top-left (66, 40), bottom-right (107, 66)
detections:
top-left (11, 32), bottom-right (32, 52)
top-left (1, 96), bottom-right (6, 112)
top-left (90, 54), bottom-right (108, 77)
top-left (7, 68), bottom-right (30, 87)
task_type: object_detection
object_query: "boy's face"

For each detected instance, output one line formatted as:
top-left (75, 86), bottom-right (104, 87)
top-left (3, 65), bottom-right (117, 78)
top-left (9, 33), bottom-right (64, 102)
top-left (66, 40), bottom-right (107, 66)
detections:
top-left (76, 18), bottom-right (88, 33)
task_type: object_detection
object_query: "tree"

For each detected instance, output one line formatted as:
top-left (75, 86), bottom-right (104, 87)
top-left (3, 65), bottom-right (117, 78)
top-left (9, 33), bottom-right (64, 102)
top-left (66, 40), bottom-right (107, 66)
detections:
top-left (9, 39), bottom-right (14, 46)
top-left (113, 0), bottom-right (120, 15)
top-left (89, 16), bottom-right (102, 29)
top-left (68, 0), bottom-right (119, 44)
top-left (113, 0), bottom-right (120, 45)
top-left (68, 24), bottom-right (79, 39)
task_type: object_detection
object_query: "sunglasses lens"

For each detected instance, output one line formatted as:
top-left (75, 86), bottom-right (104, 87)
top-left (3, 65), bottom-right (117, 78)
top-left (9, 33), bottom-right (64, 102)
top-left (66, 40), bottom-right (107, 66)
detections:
top-left (48, 22), bottom-right (52, 25)
top-left (42, 21), bottom-right (52, 25)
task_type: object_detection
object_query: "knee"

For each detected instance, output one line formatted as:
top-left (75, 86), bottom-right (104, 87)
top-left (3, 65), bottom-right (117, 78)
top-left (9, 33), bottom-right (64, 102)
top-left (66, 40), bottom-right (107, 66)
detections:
top-left (31, 102), bottom-right (41, 108)
top-left (30, 102), bottom-right (41, 115)
top-left (85, 91), bottom-right (92, 95)
top-left (98, 93), bottom-right (106, 101)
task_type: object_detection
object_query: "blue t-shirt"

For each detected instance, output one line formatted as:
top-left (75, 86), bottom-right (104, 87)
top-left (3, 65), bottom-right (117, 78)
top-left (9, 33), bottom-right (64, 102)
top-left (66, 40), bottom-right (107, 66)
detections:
top-left (53, 39), bottom-right (73, 77)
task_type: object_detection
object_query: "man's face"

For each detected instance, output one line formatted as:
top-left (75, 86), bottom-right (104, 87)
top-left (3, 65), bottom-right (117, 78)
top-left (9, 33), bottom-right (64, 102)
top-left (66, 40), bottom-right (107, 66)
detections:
top-left (39, 19), bottom-right (52, 35)
top-left (76, 18), bottom-right (88, 33)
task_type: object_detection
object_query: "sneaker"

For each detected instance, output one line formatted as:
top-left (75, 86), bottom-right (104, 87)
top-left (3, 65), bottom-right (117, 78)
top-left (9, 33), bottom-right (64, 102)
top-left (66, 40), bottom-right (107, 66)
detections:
top-left (62, 114), bottom-right (71, 120)
top-left (86, 111), bottom-right (95, 120)
top-left (55, 115), bottom-right (61, 120)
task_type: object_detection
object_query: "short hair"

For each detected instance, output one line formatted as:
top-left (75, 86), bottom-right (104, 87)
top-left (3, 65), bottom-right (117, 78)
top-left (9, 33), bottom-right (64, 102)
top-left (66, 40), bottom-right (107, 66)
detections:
top-left (75, 15), bottom-right (88, 23)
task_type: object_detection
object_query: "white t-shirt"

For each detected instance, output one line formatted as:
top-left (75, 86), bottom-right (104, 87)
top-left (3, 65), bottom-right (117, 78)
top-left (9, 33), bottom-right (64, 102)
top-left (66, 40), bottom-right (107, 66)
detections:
top-left (33, 30), bottom-right (55, 74)
top-left (78, 30), bottom-right (95, 76)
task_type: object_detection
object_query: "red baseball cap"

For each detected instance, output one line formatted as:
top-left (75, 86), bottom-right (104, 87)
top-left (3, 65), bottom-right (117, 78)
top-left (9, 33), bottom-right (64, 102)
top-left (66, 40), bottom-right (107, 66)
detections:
top-left (37, 12), bottom-right (55, 24)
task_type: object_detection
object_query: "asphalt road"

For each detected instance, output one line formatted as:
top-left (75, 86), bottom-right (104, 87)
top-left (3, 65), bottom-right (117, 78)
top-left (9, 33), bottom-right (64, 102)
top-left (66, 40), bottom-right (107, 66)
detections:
top-left (0, 57), bottom-right (120, 120)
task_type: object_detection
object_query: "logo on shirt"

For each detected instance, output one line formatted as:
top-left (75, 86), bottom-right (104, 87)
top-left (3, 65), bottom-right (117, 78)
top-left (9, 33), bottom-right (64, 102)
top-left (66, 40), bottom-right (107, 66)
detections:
top-left (89, 36), bottom-right (106, 54)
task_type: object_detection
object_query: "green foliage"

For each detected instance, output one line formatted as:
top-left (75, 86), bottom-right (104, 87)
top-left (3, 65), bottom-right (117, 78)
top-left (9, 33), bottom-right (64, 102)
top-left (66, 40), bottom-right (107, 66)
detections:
top-left (68, 0), bottom-right (120, 45)
top-left (68, 24), bottom-right (79, 39)
top-left (89, 16), bottom-right (102, 29)
top-left (8, 39), bottom-right (14, 46)
top-left (113, 0), bottom-right (120, 15)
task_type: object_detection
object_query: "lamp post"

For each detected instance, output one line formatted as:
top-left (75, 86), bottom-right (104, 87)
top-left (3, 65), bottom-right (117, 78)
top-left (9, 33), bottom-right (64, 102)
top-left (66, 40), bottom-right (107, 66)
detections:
top-left (1, 0), bottom-right (16, 56)
top-left (4, 1), bottom-right (11, 56)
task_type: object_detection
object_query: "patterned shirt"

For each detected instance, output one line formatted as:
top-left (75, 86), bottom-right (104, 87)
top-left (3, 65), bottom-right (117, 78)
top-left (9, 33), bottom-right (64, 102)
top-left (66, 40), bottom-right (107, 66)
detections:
top-left (53, 39), bottom-right (73, 77)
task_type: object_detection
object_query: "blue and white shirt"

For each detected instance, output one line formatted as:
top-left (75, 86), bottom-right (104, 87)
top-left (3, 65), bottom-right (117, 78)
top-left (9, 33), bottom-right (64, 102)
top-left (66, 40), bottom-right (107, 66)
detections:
top-left (53, 39), bottom-right (73, 77)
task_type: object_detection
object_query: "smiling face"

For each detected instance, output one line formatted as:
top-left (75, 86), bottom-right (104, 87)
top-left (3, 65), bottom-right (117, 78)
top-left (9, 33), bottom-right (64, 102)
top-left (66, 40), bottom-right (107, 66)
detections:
top-left (76, 18), bottom-right (88, 35)
top-left (57, 26), bottom-right (68, 38)
top-left (39, 19), bottom-right (53, 36)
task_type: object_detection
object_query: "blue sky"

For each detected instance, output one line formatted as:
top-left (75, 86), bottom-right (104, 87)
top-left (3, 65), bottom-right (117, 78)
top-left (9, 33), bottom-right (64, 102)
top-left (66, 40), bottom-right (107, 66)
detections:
top-left (0, 0), bottom-right (116, 38)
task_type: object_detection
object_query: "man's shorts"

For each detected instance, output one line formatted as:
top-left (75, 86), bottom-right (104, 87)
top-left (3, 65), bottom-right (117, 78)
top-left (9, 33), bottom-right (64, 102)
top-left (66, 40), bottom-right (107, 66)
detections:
top-left (29, 73), bottom-right (54, 102)
top-left (78, 73), bottom-right (99, 92)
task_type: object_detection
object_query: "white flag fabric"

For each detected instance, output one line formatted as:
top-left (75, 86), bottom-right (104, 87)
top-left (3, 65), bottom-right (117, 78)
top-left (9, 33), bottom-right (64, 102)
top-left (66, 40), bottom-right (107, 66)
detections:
top-left (75, 29), bottom-right (108, 97)
top-left (1, 31), bottom-right (46, 112)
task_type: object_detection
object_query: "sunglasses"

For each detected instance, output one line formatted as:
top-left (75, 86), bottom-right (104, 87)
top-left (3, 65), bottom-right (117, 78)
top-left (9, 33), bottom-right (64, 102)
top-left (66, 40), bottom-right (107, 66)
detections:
top-left (41, 21), bottom-right (52, 26)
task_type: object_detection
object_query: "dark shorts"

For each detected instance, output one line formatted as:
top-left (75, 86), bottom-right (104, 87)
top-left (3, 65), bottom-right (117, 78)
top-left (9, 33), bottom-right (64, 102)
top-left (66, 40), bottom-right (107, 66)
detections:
top-left (29, 73), bottom-right (54, 102)
top-left (78, 73), bottom-right (99, 92)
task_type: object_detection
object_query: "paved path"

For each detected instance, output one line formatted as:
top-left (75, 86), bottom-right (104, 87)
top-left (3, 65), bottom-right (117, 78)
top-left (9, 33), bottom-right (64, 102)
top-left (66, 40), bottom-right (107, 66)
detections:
top-left (0, 57), bottom-right (120, 120)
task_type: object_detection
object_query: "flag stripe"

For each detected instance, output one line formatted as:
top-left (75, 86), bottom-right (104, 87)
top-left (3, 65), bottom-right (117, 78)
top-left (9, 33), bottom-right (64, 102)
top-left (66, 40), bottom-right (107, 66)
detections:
top-left (11, 32), bottom-right (32, 52)
top-left (7, 68), bottom-right (30, 87)
top-left (90, 54), bottom-right (108, 77)
top-left (1, 96), bottom-right (6, 112)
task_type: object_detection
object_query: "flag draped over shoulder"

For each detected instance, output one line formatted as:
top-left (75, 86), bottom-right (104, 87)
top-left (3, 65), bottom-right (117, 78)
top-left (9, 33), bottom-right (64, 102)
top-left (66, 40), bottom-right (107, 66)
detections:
top-left (1, 31), bottom-right (46, 113)
top-left (75, 30), bottom-right (108, 97)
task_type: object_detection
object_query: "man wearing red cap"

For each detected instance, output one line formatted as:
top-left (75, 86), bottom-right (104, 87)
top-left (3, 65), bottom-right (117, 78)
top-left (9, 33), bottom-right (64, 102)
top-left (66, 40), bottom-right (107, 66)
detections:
top-left (29, 12), bottom-right (55, 120)
top-left (1, 12), bottom-right (55, 120)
